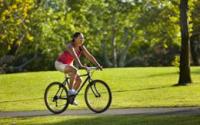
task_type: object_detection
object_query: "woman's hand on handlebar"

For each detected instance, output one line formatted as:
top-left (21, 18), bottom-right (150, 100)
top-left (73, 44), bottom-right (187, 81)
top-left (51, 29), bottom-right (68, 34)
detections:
top-left (79, 65), bottom-right (87, 70)
top-left (80, 65), bottom-right (102, 71)
top-left (97, 65), bottom-right (103, 71)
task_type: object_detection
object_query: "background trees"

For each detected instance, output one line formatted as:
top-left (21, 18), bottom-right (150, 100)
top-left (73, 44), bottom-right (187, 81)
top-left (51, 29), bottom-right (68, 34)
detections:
top-left (0, 0), bottom-right (199, 73)
top-left (191, 0), bottom-right (200, 66)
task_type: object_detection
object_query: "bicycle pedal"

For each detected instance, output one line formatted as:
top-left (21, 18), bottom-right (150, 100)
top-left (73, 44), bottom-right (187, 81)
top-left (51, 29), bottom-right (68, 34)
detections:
top-left (68, 96), bottom-right (74, 103)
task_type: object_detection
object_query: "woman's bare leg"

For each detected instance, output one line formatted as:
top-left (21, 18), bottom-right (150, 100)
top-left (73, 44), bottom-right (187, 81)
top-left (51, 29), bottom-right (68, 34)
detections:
top-left (64, 65), bottom-right (78, 89)
top-left (74, 75), bottom-right (82, 90)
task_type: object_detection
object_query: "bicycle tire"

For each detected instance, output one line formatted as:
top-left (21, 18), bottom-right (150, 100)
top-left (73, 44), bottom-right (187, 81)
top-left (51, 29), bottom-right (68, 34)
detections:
top-left (84, 80), bottom-right (112, 113)
top-left (44, 82), bottom-right (69, 114)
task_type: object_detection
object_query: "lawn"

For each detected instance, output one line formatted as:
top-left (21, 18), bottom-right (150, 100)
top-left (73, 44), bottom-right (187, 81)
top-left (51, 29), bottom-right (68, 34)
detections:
top-left (0, 67), bottom-right (200, 111)
top-left (0, 67), bottom-right (200, 125)
top-left (1, 114), bottom-right (200, 125)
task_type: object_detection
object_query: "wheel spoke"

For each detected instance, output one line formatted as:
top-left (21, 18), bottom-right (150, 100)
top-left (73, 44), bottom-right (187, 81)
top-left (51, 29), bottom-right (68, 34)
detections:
top-left (44, 82), bottom-right (69, 114)
top-left (85, 80), bottom-right (112, 113)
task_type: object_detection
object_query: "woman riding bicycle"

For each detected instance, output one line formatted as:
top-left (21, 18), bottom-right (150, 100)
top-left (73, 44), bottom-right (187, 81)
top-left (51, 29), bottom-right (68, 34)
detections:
top-left (55, 32), bottom-right (102, 105)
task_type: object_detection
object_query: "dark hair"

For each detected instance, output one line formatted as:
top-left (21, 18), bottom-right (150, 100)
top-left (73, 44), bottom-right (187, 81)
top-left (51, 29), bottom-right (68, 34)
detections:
top-left (72, 32), bottom-right (81, 42)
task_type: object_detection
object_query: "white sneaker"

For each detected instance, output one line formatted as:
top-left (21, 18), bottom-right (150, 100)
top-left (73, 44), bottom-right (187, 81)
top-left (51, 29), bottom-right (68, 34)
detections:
top-left (68, 89), bottom-right (78, 106)
top-left (71, 100), bottom-right (78, 106)
top-left (68, 89), bottom-right (77, 96)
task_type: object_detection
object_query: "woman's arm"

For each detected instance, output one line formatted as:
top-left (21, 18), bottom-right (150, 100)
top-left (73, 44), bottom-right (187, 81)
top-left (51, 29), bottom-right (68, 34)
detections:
top-left (68, 45), bottom-right (85, 68)
top-left (81, 45), bottom-right (102, 69)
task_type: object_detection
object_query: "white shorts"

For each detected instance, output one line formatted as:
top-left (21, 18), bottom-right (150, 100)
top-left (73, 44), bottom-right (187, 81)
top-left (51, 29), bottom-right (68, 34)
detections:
top-left (55, 61), bottom-right (69, 72)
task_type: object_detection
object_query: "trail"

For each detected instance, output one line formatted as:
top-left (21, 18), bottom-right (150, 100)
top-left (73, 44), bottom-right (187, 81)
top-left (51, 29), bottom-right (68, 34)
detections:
top-left (0, 107), bottom-right (200, 118)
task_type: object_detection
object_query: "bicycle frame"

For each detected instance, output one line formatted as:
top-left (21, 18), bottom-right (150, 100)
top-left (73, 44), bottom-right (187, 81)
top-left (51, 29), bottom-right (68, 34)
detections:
top-left (62, 70), bottom-right (93, 95)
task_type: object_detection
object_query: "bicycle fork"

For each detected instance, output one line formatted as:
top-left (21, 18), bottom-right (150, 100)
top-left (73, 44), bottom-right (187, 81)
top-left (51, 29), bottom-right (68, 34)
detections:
top-left (90, 83), bottom-right (101, 98)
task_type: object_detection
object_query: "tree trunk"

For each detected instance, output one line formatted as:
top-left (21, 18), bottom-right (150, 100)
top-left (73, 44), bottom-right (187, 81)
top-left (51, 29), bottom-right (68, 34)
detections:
top-left (178, 0), bottom-right (192, 85)
top-left (119, 35), bottom-right (135, 67)
top-left (111, 29), bottom-right (117, 67)
top-left (190, 35), bottom-right (200, 65)
top-left (101, 40), bottom-right (113, 67)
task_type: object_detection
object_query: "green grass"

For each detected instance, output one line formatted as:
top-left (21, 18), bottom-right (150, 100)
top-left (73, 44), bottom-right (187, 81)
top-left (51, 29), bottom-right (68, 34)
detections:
top-left (0, 67), bottom-right (200, 111)
top-left (0, 67), bottom-right (200, 125)
top-left (1, 114), bottom-right (200, 125)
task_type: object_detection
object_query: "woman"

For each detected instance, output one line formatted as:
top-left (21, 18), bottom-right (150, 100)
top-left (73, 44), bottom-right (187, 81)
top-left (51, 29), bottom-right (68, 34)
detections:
top-left (55, 32), bottom-right (102, 105)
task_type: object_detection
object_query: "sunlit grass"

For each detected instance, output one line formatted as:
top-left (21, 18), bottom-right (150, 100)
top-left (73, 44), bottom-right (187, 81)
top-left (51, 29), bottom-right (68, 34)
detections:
top-left (0, 67), bottom-right (200, 111)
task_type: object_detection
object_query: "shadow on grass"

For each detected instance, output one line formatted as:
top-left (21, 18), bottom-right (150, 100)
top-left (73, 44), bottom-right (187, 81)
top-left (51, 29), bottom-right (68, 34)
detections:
top-left (112, 81), bottom-right (195, 94)
top-left (0, 86), bottom-right (168, 104)
top-left (144, 71), bottom-right (178, 78)
top-left (1, 81), bottom-right (192, 104)
top-left (0, 98), bottom-right (43, 104)
top-left (31, 115), bottom-right (200, 125)
top-left (0, 85), bottom-right (173, 104)
top-left (112, 85), bottom-right (171, 94)
top-left (140, 69), bottom-right (200, 78)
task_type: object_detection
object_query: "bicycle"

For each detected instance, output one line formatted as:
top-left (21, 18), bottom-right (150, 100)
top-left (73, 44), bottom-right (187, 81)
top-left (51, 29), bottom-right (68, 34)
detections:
top-left (44, 67), bottom-right (112, 114)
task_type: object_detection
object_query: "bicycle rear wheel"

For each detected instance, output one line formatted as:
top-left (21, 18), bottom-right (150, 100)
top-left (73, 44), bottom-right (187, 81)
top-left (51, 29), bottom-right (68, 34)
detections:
top-left (85, 80), bottom-right (112, 113)
top-left (44, 82), bottom-right (69, 114)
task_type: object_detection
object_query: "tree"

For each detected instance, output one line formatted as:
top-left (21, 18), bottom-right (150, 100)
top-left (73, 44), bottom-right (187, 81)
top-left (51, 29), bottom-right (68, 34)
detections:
top-left (0, 0), bottom-right (35, 73)
top-left (178, 0), bottom-right (192, 85)
top-left (0, 0), bottom-right (191, 72)
top-left (190, 0), bottom-right (200, 66)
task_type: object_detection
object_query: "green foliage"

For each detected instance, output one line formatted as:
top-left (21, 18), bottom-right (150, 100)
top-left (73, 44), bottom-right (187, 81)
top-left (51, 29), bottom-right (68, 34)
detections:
top-left (0, 0), bottom-right (198, 71)
top-left (0, 0), bottom-right (34, 56)
top-left (190, 0), bottom-right (200, 65)
top-left (171, 55), bottom-right (180, 67)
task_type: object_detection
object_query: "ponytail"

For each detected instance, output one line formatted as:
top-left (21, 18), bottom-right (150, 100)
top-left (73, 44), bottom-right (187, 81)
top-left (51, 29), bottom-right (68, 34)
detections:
top-left (72, 32), bottom-right (81, 42)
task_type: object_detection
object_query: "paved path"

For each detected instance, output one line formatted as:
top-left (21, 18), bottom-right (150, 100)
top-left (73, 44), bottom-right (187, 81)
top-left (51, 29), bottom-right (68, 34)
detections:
top-left (1, 107), bottom-right (200, 118)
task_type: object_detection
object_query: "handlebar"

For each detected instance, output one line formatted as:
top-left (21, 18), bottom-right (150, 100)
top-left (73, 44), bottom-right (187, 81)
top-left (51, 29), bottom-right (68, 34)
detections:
top-left (85, 67), bottom-right (98, 71)
top-left (65, 67), bottom-right (100, 78)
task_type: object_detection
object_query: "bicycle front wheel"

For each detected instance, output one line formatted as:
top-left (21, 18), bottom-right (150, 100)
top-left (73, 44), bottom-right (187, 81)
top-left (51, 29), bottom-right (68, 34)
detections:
top-left (44, 82), bottom-right (69, 114)
top-left (85, 80), bottom-right (112, 113)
